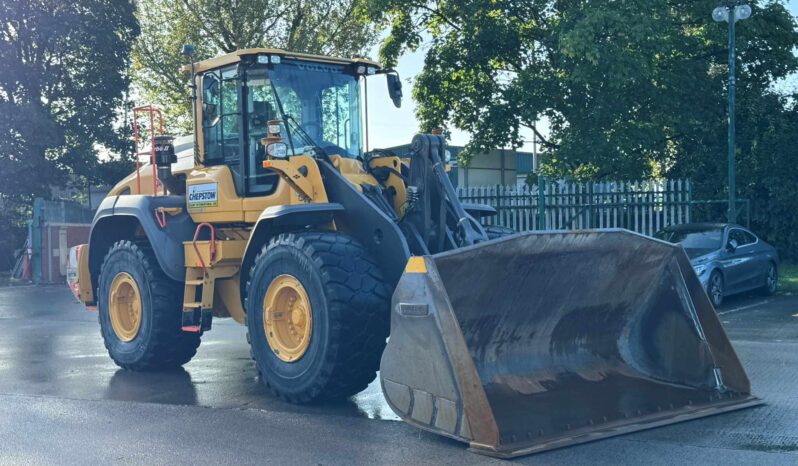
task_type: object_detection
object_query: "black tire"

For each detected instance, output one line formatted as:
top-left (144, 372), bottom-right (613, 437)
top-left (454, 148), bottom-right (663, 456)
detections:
top-left (707, 270), bottom-right (724, 309)
top-left (483, 225), bottom-right (516, 240)
top-left (98, 240), bottom-right (201, 370)
top-left (761, 262), bottom-right (778, 296)
top-left (246, 232), bottom-right (391, 403)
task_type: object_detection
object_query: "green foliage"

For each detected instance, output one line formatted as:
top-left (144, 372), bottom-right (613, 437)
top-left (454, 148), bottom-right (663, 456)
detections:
top-left (370, 0), bottom-right (798, 258)
top-left (133, 0), bottom-right (378, 133)
top-left (0, 0), bottom-right (139, 268)
top-left (779, 262), bottom-right (798, 294)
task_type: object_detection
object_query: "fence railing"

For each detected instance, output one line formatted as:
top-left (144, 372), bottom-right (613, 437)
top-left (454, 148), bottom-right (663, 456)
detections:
top-left (457, 179), bottom-right (749, 236)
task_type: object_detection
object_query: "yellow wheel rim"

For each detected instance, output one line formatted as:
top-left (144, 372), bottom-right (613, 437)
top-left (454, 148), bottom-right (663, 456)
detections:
top-left (109, 272), bottom-right (143, 342)
top-left (263, 275), bottom-right (313, 362)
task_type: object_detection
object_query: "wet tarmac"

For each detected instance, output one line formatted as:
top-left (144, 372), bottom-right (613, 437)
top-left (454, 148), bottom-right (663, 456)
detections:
top-left (0, 286), bottom-right (797, 464)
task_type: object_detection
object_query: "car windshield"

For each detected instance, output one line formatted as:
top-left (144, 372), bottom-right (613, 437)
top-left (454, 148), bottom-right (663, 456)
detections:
top-left (655, 228), bottom-right (723, 257)
top-left (246, 60), bottom-right (363, 159)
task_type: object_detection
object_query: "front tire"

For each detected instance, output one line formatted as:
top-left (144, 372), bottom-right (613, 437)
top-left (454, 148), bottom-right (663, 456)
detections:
top-left (707, 270), bottom-right (724, 309)
top-left (761, 262), bottom-right (778, 296)
top-left (98, 240), bottom-right (201, 370)
top-left (246, 232), bottom-right (391, 403)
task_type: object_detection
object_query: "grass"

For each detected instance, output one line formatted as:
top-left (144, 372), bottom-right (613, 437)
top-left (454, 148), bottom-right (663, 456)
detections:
top-left (779, 262), bottom-right (798, 294)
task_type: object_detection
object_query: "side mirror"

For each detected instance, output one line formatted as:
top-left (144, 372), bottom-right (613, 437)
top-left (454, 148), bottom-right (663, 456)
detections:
top-left (386, 72), bottom-right (402, 108)
top-left (727, 239), bottom-right (738, 252)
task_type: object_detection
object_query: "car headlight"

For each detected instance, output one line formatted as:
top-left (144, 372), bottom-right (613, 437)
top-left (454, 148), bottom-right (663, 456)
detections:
top-left (693, 264), bottom-right (707, 276)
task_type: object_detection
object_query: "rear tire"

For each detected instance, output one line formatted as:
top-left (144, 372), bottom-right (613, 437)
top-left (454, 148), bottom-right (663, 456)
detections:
top-left (246, 232), bottom-right (391, 403)
top-left (483, 225), bottom-right (516, 240)
top-left (98, 240), bottom-right (201, 370)
top-left (707, 270), bottom-right (724, 309)
top-left (761, 262), bottom-right (778, 296)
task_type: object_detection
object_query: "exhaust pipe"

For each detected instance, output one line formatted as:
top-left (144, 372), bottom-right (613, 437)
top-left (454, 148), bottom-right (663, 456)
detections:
top-left (153, 135), bottom-right (185, 195)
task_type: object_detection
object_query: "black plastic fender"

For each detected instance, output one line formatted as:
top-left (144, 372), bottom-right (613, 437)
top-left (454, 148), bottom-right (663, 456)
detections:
top-left (88, 195), bottom-right (197, 284)
top-left (240, 202), bottom-right (346, 302)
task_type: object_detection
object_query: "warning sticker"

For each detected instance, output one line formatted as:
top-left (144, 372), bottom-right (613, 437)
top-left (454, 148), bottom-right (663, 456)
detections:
top-left (188, 183), bottom-right (218, 208)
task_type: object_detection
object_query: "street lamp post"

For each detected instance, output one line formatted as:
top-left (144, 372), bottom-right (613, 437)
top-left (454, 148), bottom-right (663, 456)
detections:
top-left (713, 2), bottom-right (751, 224)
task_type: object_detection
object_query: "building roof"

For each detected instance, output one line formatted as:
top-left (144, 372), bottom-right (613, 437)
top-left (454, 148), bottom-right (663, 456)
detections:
top-left (185, 48), bottom-right (381, 74)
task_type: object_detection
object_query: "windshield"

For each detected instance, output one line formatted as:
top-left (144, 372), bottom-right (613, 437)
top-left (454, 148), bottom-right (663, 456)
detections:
top-left (246, 60), bottom-right (362, 159)
top-left (655, 228), bottom-right (723, 257)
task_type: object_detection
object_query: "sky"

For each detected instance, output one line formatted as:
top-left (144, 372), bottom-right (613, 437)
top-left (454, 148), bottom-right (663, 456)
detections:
top-left (363, 41), bottom-right (541, 153)
top-left (365, 1), bottom-right (798, 154)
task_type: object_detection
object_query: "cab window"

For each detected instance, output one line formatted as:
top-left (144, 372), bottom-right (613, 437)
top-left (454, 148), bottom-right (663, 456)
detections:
top-left (202, 66), bottom-right (241, 185)
top-left (322, 83), bottom-right (357, 153)
top-left (244, 69), bottom-right (283, 195)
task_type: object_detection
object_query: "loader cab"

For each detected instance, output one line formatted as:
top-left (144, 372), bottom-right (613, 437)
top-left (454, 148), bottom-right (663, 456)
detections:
top-left (194, 50), bottom-right (374, 198)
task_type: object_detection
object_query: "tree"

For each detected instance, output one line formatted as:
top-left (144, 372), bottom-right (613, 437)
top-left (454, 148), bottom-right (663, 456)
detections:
top-left (0, 0), bottom-right (139, 267)
top-left (133, 0), bottom-right (378, 131)
top-left (370, 0), bottom-right (798, 257)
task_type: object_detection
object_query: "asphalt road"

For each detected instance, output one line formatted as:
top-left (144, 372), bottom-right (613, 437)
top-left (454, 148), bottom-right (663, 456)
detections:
top-left (0, 286), bottom-right (796, 465)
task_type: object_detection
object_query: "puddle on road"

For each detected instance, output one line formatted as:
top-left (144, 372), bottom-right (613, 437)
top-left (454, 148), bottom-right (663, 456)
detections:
top-left (350, 375), bottom-right (400, 421)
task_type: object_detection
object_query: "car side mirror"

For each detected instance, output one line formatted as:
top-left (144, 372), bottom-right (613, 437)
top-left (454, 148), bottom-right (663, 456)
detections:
top-left (386, 72), bottom-right (402, 108)
top-left (727, 239), bottom-right (738, 252)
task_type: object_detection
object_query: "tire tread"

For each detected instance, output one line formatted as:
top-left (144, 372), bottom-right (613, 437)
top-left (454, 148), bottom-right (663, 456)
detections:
top-left (98, 240), bottom-right (201, 371)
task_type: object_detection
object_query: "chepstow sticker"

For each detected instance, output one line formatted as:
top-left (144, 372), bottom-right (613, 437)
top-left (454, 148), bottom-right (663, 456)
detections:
top-left (188, 183), bottom-right (218, 208)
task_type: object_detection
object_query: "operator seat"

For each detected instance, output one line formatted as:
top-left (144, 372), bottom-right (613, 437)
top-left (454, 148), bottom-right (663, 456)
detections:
top-left (250, 100), bottom-right (274, 132)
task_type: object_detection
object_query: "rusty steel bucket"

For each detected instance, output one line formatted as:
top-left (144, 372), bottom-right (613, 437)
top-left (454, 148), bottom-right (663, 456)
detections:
top-left (379, 230), bottom-right (760, 458)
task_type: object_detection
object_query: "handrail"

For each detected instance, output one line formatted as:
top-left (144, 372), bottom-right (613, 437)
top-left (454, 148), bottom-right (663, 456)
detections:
top-left (192, 223), bottom-right (216, 277)
top-left (132, 105), bottom-right (165, 195)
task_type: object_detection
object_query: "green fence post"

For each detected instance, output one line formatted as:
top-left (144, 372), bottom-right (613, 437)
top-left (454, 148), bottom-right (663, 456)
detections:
top-left (538, 176), bottom-right (547, 230)
top-left (31, 198), bottom-right (43, 284)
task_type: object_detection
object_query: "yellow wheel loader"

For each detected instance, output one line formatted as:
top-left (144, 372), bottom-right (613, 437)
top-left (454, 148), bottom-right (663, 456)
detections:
top-left (69, 47), bottom-right (760, 458)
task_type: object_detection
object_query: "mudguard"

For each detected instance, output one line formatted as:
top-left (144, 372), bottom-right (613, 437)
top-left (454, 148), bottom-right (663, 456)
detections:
top-left (241, 202), bottom-right (346, 292)
top-left (89, 195), bottom-right (196, 282)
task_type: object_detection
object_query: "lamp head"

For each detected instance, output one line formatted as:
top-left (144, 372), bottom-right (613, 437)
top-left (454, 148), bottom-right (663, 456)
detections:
top-left (181, 44), bottom-right (195, 58)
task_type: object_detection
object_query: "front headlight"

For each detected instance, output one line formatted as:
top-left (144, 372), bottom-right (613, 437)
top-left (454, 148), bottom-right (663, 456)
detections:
top-left (693, 264), bottom-right (707, 276)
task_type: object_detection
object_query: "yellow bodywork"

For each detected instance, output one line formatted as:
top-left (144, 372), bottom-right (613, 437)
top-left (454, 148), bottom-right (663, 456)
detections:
top-left (183, 48), bottom-right (379, 75)
top-left (84, 48), bottom-right (409, 333)
top-left (183, 239), bottom-right (246, 323)
top-left (74, 244), bottom-right (94, 303)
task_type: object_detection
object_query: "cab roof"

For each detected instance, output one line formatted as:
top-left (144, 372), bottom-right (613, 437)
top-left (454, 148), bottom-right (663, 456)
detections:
top-left (185, 48), bottom-right (381, 74)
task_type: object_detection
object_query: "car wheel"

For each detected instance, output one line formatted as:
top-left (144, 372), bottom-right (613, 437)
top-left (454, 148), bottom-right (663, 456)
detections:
top-left (761, 262), bottom-right (778, 296)
top-left (707, 271), bottom-right (724, 309)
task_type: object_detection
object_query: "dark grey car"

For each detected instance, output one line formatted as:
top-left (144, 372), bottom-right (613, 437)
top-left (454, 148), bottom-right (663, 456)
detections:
top-left (655, 223), bottom-right (779, 308)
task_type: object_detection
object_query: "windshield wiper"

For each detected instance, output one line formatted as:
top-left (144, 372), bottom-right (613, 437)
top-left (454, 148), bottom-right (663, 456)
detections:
top-left (268, 81), bottom-right (296, 157)
top-left (283, 114), bottom-right (331, 162)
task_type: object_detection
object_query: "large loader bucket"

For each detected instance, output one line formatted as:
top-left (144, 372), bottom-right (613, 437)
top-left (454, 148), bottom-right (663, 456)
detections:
top-left (380, 230), bottom-right (760, 458)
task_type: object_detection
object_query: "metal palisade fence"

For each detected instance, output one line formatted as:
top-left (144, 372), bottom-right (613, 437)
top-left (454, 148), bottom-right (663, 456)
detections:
top-left (458, 179), bottom-right (709, 236)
